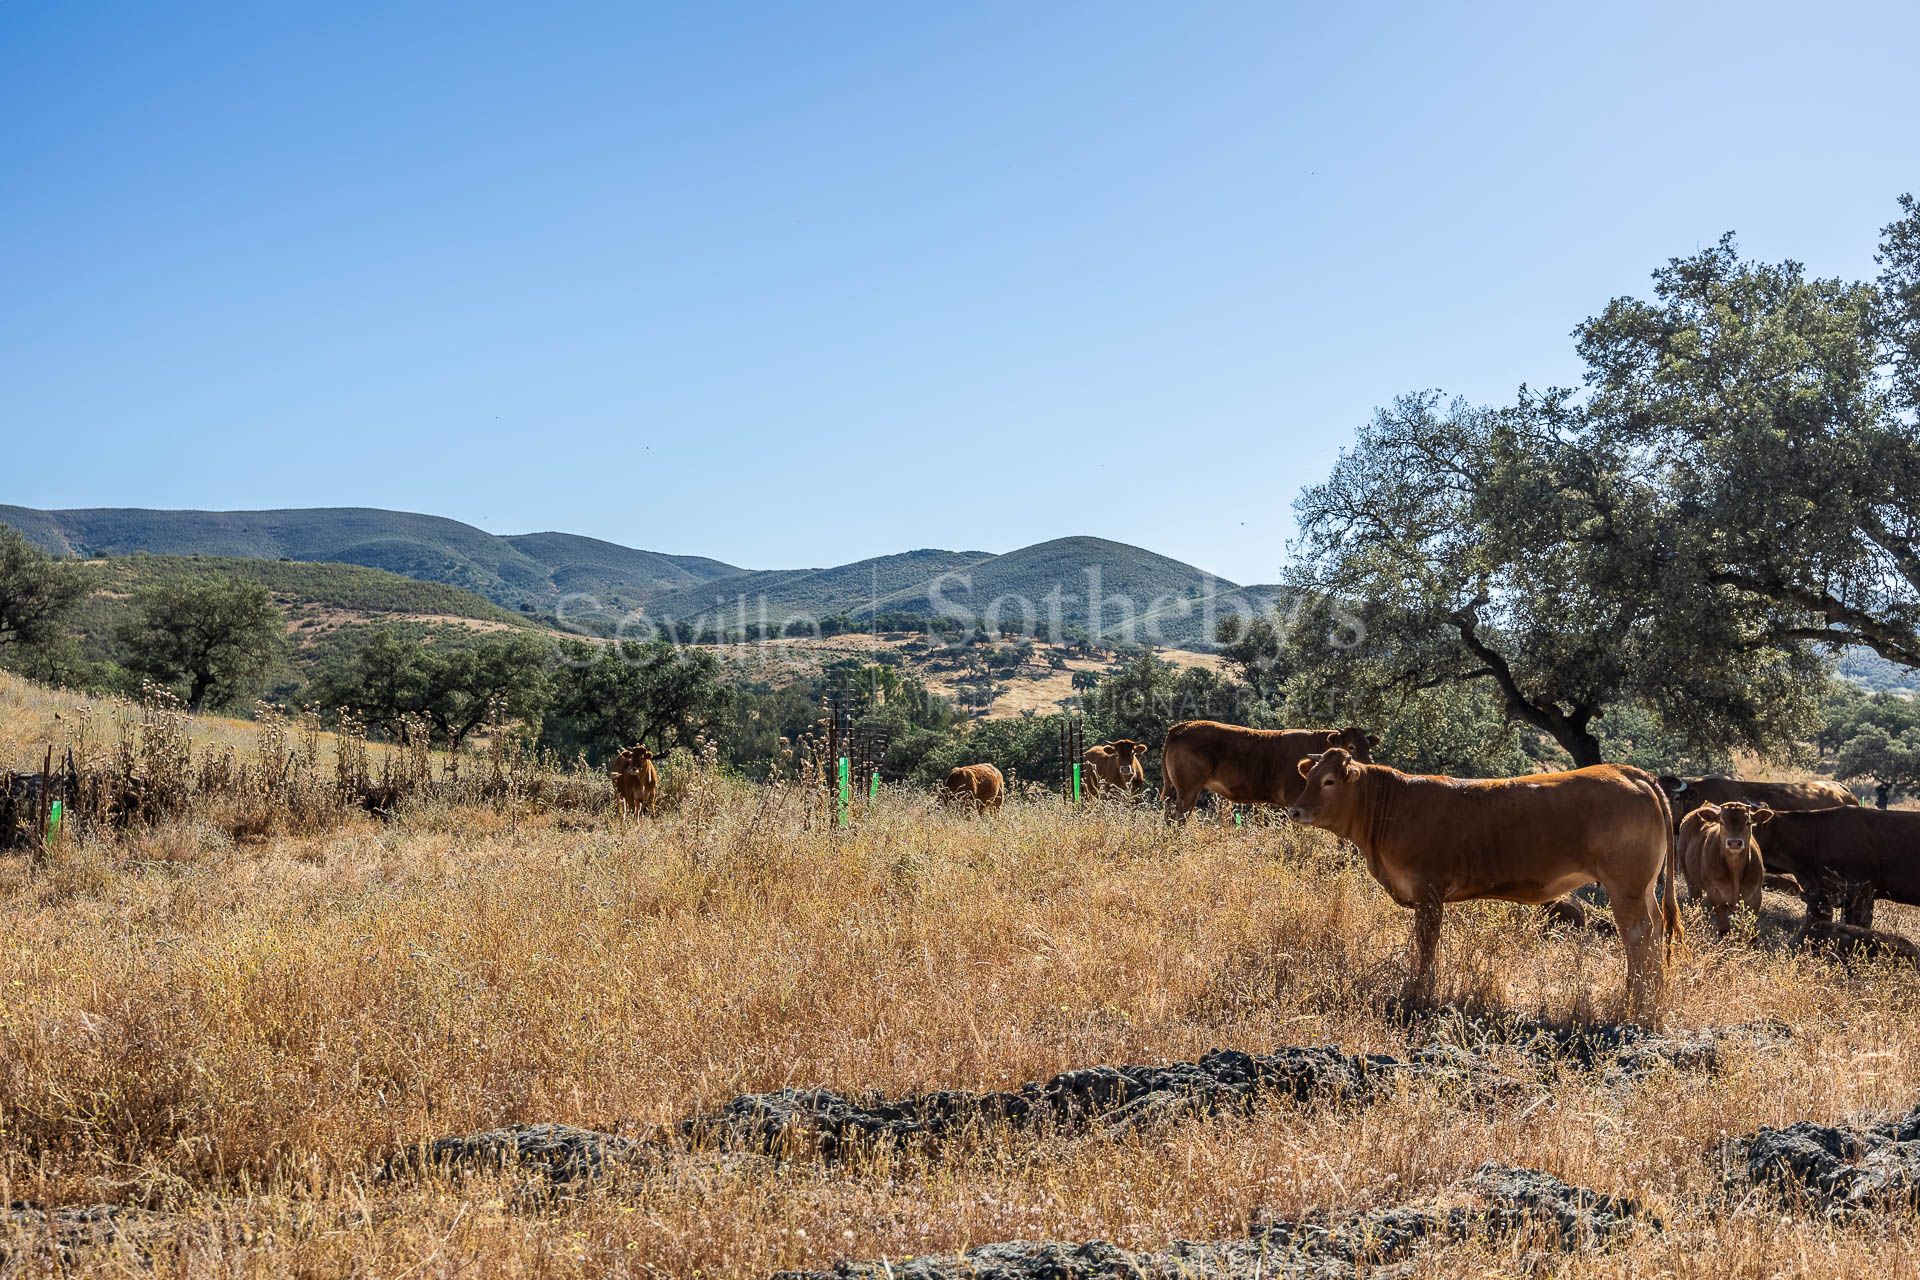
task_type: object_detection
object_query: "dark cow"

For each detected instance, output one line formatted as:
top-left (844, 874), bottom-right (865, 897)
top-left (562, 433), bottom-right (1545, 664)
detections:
top-left (1656, 776), bottom-right (1856, 829)
top-left (1083, 739), bottom-right (1148, 797)
top-left (943, 764), bottom-right (1004, 815)
top-left (1742, 806), bottom-right (1920, 928)
top-left (1287, 750), bottom-right (1679, 1020)
top-left (1161, 721), bottom-right (1377, 819)
top-left (1676, 802), bottom-right (1769, 935)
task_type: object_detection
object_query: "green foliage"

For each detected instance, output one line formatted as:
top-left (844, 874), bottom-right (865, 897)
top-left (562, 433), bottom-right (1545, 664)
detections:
top-left (0, 524), bottom-right (86, 653)
top-left (1821, 682), bottom-right (1920, 806)
top-left (117, 577), bottom-right (287, 710)
top-left (313, 627), bottom-right (554, 749)
top-left (1577, 218), bottom-right (1920, 667)
top-left (539, 640), bottom-right (731, 766)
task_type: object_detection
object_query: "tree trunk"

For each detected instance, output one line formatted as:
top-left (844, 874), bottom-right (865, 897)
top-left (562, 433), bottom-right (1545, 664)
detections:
top-left (1877, 782), bottom-right (1892, 810)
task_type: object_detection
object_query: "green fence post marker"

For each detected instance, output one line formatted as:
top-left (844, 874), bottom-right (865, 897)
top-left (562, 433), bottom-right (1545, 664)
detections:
top-left (837, 757), bottom-right (851, 827)
top-left (869, 770), bottom-right (880, 802)
top-left (1234, 809), bottom-right (1243, 827)
top-left (1071, 762), bottom-right (1081, 804)
top-left (47, 800), bottom-right (63, 844)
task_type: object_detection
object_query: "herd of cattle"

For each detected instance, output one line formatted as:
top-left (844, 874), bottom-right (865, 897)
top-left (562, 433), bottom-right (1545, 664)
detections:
top-left (609, 721), bottom-right (1918, 1018)
top-left (944, 721), bottom-right (1916, 1017)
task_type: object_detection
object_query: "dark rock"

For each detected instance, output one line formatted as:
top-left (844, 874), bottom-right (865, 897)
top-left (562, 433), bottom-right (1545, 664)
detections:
top-left (397, 1122), bottom-right (644, 1185)
top-left (773, 1163), bottom-right (1659, 1279)
top-left (1727, 1104), bottom-right (1920, 1214)
top-left (680, 1045), bottom-right (1500, 1159)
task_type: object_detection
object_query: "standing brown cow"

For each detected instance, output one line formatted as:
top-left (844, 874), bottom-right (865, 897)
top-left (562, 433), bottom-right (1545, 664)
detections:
top-left (1676, 802), bottom-right (1770, 935)
top-left (610, 744), bottom-right (659, 817)
top-left (1287, 750), bottom-right (1680, 1020)
top-left (943, 763), bottom-right (1004, 815)
top-left (1083, 739), bottom-right (1147, 797)
top-left (1160, 721), bottom-right (1377, 819)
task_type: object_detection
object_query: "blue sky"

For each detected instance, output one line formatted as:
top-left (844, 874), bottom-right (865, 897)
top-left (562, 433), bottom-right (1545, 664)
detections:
top-left (2, 2), bottom-right (1915, 584)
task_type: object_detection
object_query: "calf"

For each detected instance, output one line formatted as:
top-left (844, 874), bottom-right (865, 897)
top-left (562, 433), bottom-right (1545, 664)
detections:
top-left (1676, 802), bottom-right (1769, 935)
top-left (1083, 739), bottom-right (1147, 797)
top-left (610, 744), bottom-right (659, 817)
top-left (943, 763), bottom-right (1004, 815)
top-left (1162, 721), bottom-right (1376, 819)
top-left (1287, 750), bottom-right (1679, 1020)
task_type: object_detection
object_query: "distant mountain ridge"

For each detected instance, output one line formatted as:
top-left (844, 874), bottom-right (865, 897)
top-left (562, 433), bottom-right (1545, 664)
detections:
top-left (0, 505), bottom-right (742, 614)
top-left (2, 505), bottom-right (1281, 646)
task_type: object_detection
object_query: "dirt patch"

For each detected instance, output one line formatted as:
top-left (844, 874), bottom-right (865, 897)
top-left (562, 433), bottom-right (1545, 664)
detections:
top-left (775, 1163), bottom-right (1659, 1279)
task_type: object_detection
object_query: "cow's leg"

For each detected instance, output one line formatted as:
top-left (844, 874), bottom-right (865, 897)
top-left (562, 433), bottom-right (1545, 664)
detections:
top-left (1608, 889), bottom-right (1662, 1022)
top-left (1404, 894), bottom-right (1443, 1007)
top-left (1164, 781), bottom-right (1200, 822)
top-left (1708, 903), bottom-right (1732, 937)
top-left (1843, 883), bottom-right (1875, 930)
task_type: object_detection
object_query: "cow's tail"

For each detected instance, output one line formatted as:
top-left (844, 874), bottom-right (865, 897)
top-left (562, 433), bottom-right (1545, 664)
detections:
top-left (1159, 721), bottom-right (1194, 808)
top-left (1648, 773), bottom-right (1683, 961)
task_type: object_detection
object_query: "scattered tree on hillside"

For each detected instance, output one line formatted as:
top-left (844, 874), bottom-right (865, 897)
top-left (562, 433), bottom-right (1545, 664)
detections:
top-left (1823, 683), bottom-right (1920, 807)
top-left (539, 640), bottom-right (730, 765)
top-left (314, 627), bottom-right (553, 750)
top-left (0, 525), bottom-right (86, 653)
top-left (117, 577), bottom-right (287, 711)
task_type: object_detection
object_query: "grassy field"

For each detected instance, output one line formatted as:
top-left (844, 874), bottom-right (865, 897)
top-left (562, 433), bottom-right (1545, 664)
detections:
top-left (2, 689), bottom-right (1918, 1276)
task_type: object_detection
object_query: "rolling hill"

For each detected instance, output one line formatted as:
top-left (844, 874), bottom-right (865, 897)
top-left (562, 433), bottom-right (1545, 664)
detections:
top-left (3, 505), bottom-right (1283, 647)
top-left (1, 506), bottom-right (741, 613)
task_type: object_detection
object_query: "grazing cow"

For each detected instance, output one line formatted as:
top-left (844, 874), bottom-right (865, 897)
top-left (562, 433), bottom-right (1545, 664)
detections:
top-left (1656, 776), bottom-right (1856, 829)
top-left (1083, 739), bottom-right (1148, 797)
top-left (943, 763), bottom-right (1004, 815)
top-left (610, 744), bottom-right (659, 817)
top-left (1161, 721), bottom-right (1378, 819)
top-left (1676, 802), bottom-right (1770, 935)
top-left (1286, 750), bottom-right (1680, 1020)
top-left (1739, 806), bottom-right (1920, 929)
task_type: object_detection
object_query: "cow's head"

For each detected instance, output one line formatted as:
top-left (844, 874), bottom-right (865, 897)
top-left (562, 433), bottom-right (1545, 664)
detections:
top-left (612, 743), bottom-right (653, 773)
top-left (1703, 801), bottom-right (1771, 857)
top-left (1109, 738), bottom-right (1145, 767)
top-left (1288, 747), bottom-right (1364, 828)
top-left (1323, 726), bottom-right (1379, 764)
top-left (1658, 775), bottom-right (1690, 798)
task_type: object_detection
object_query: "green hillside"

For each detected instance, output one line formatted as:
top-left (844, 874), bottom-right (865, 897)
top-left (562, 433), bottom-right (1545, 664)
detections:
top-left (638, 548), bottom-right (994, 633)
top-left (77, 555), bottom-right (535, 627)
top-left (504, 531), bottom-right (739, 608)
top-left (863, 537), bottom-right (1255, 645)
top-left (1, 506), bottom-right (740, 612)
top-left (3, 506), bottom-right (1280, 648)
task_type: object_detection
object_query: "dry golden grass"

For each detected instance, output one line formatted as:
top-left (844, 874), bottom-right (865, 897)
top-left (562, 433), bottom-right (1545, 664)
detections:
top-left (2, 686), bottom-right (1918, 1276)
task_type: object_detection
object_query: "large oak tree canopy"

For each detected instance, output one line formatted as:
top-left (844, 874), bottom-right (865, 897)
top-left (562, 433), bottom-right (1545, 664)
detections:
top-left (1281, 199), bottom-right (1920, 769)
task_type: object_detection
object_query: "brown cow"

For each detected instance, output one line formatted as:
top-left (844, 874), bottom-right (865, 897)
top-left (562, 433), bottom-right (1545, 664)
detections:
top-left (1287, 750), bottom-right (1680, 1020)
top-left (1741, 806), bottom-right (1920, 929)
top-left (610, 744), bottom-right (659, 817)
top-left (1161, 721), bottom-right (1377, 819)
top-left (1083, 739), bottom-right (1147, 797)
top-left (1656, 776), bottom-right (1856, 829)
top-left (1676, 802), bottom-right (1770, 935)
top-left (943, 763), bottom-right (1004, 815)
